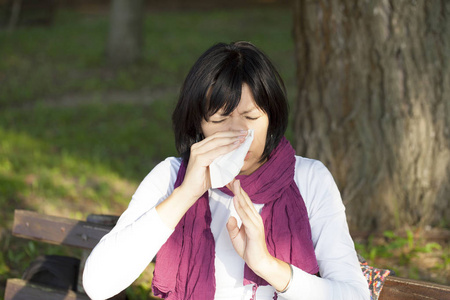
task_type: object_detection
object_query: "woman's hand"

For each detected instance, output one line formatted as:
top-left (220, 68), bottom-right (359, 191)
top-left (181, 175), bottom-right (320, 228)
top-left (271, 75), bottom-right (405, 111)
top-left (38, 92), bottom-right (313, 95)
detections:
top-left (226, 179), bottom-right (270, 270)
top-left (226, 179), bottom-right (291, 292)
top-left (157, 131), bottom-right (246, 230)
top-left (179, 130), bottom-right (247, 200)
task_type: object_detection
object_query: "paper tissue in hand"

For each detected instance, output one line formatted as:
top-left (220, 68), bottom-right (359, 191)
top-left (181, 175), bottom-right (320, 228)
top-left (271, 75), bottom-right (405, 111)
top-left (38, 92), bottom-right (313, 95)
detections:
top-left (209, 129), bottom-right (254, 188)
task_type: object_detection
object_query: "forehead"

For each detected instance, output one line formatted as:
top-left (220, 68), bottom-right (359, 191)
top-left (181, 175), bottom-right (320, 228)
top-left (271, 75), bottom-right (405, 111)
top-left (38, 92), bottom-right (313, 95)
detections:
top-left (213, 84), bottom-right (260, 115)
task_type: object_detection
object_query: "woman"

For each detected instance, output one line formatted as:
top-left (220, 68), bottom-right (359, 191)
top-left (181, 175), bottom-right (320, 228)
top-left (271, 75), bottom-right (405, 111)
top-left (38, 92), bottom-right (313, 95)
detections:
top-left (83, 41), bottom-right (369, 300)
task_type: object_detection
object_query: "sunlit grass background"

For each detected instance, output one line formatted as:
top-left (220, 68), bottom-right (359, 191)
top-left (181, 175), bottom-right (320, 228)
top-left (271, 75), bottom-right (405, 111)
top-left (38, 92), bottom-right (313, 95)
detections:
top-left (0, 7), bottom-right (448, 300)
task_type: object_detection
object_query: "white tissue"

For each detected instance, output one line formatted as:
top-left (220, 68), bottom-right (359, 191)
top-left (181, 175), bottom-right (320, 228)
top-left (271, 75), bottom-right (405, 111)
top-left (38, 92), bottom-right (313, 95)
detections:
top-left (209, 129), bottom-right (254, 188)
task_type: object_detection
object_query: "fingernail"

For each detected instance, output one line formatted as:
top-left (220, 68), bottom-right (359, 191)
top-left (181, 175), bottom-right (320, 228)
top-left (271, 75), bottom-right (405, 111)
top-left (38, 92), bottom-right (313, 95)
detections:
top-left (239, 130), bottom-right (248, 135)
top-left (234, 137), bottom-right (245, 143)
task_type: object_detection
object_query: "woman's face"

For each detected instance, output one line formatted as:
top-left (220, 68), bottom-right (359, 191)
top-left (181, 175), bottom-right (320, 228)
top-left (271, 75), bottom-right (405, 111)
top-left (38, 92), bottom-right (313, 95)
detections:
top-left (201, 84), bottom-right (269, 175)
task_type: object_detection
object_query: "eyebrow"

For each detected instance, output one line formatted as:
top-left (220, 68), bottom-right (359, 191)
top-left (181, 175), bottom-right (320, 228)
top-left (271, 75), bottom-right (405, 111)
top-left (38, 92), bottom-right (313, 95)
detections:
top-left (217, 107), bottom-right (259, 116)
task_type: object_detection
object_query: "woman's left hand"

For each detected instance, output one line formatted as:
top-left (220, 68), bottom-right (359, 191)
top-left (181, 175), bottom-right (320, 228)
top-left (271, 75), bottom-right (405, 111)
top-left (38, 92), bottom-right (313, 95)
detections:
top-left (226, 179), bottom-right (272, 274)
top-left (226, 179), bottom-right (292, 291)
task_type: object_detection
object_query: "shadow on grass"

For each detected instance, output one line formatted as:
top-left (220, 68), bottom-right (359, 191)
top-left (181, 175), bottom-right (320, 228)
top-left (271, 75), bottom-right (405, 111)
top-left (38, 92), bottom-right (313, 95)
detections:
top-left (0, 97), bottom-right (178, 222)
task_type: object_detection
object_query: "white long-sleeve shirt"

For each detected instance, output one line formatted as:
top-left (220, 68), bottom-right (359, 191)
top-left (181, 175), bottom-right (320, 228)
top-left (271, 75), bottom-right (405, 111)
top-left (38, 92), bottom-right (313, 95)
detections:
top-left (83, 156), bottom-right (369, 300)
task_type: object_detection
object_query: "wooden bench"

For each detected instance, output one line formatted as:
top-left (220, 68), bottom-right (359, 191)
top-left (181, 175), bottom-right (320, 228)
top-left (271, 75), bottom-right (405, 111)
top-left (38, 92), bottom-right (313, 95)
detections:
top-left (379, 276), bottom-right (450, 300)
top-left (4, 210), bottom-right (125, 300)
top-left (5, 209), bottom-right (450, 299)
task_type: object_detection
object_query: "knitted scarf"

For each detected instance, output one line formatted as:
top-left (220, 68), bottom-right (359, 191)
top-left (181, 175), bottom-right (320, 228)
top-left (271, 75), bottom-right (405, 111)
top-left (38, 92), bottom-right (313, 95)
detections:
top-left (152, 137), bottom-right (319, 299)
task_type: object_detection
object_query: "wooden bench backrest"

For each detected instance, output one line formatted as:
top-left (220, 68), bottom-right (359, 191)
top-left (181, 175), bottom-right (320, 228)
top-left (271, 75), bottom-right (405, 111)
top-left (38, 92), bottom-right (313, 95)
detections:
top-left (12, 209), bottom-right (114, 250)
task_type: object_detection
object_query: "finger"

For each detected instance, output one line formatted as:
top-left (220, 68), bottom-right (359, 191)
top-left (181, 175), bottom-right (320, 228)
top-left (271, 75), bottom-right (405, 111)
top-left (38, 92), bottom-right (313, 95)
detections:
top-left (233, 180), bottom-right (260, 220)
top-left (192, 130), bottom-right (247, 151)
top-left (227, 216), bottom-right (246, 258)
top-left (193, 141), bottom-right (244, 167)
top-left (193, 135), bottom-right (243, 154)
top-left (226, 179), bottom-right (236, 191)
top-left (226, 216), bottom-right (240, 239)
top-left (232, 181), bottom-right (260, 230)
top-left (190, 137), bottom-right (244, 164)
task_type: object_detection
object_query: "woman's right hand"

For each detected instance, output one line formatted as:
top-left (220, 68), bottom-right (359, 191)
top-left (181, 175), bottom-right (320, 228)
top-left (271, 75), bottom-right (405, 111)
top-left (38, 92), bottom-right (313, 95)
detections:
top-left (156, 130), bottom-right (247, 230)
top-left (179, 130), bottom-right (248, 201)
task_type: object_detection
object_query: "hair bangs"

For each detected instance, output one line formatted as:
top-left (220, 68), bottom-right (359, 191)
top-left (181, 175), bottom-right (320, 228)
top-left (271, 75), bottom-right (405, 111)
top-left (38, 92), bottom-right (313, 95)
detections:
top-left (203, 59), bottom-right (244, 120)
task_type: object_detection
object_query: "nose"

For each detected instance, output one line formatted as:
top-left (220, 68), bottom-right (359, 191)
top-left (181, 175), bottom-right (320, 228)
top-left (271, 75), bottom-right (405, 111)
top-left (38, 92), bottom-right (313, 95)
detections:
top-left (227, 115), bottom-right (247, 132)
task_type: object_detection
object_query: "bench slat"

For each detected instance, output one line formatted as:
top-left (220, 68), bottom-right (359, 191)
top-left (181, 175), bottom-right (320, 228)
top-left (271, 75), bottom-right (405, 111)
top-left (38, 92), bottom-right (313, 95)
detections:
top-left (380, 276), bottom-right (450, 300)
top-left (12, 210), bottom-right (113, 250)
top-left (4, 278), bottom-right (91, 300)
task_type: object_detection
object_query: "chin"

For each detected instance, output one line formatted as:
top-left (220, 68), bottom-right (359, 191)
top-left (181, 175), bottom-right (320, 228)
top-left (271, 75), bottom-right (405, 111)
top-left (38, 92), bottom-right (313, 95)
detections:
top-left (239, 161), bottom-right (259, 176)
top-left (239, 163), bottom-right (250, 176)
top-left (239, 167), bottom-right (248, 176)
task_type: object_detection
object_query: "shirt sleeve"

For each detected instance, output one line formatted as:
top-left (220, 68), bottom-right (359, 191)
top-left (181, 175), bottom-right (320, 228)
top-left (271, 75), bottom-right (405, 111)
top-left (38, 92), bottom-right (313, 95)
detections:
top-left (82, 157), bottom-right (181, 300)
top-left (278, 157), bottom-right (370, 300)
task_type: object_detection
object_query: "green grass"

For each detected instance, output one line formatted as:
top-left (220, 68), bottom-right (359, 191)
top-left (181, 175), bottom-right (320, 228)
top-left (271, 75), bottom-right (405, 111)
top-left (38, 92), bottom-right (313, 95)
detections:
top-left (355, 230), bottom-right (449, 285)
top-left (0, 7), bottom-right (295, 299)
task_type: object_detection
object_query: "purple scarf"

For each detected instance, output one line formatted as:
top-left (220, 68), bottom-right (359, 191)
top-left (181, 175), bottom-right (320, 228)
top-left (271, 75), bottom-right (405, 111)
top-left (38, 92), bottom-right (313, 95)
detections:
top-left (152, 137), bottom-right (319, 299)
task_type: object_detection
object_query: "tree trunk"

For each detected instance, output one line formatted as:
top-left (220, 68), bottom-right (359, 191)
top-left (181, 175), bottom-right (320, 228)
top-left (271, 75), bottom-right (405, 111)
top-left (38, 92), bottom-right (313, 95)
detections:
top-left (292, 0), bottom-right (450, 231)
top-left (107, 0), bottom-right (144, 66)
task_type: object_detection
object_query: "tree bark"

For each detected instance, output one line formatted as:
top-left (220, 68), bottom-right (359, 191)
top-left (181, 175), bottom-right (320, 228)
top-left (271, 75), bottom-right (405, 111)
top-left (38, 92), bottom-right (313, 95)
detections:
top-left (293, 0), bottom-right (450, 231)
top-left (107, 0), bottom-right (144, 66)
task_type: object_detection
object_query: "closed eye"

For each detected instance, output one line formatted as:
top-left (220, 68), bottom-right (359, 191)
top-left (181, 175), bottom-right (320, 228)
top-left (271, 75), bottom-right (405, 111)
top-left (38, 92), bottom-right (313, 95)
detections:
top-left (245, 116), bottom-right (259, 121)
top-left (211, 119), bottom-right (225, 124)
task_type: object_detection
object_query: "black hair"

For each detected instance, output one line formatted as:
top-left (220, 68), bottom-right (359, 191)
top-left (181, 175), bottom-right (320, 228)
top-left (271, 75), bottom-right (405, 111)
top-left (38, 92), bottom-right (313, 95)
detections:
top-left (172, 41), bottom-right (288, 162)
